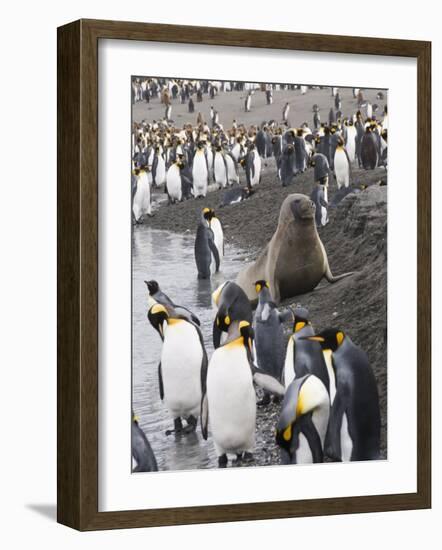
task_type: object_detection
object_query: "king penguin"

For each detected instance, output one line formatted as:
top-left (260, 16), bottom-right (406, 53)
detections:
top-left (201, 320), bottom-right (285, 467)
top-left (144, 280), bottom-right (200, 325)
top-left (253, 280), bottom-right (293, 405)
top-left (194, 211), bottom-right (220, 279)
top-left (165, 159), bottom-right (184, 203)
top-left (132, 166), bottom-right (152, 222)
top-left (192, 141), bottom-right (209, 198)
top-left (283, 306), bottom-right (332, 395)
top-left (132, 413), bottom-right (158, 472)
top-left (148, 303), bottom-right (207, 435)
top-left (276, 374), bottom-right (330, 464)
top-left (334, 137), bottom-right (351, 189)
top-left (301, 328), bottom-right (381, 461)
top-left (213, 145), bottom-right (228, 189)
top-left (282, 102), bottom-right (290, 123)
top-left (212, 281), bottom-right (253, 348)
top-left (203, 207), bottom-right (224, 262)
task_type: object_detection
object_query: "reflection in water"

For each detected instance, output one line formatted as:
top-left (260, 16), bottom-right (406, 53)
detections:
top-left (132, 226), bottom-right (246, 472)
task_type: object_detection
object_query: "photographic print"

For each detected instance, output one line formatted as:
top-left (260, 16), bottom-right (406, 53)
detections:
top-left (131, 77), bottom-right (388, 473)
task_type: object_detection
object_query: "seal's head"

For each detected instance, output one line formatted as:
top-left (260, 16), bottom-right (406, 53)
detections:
top-left (289, 195), bottom-right (316, 221)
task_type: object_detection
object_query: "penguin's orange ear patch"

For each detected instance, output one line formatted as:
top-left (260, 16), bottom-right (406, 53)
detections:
top-left (336, 331), bottom-right (345, 346)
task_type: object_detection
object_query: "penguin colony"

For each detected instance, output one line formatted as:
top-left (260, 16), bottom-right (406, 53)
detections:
top-left (131, 79), bottom-right (387, 471)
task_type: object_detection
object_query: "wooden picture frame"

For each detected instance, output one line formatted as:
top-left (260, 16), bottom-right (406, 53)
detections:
top-left (57, 18), bottom-right (431, 531)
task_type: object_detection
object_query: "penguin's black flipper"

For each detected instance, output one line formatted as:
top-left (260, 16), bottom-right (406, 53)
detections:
top-left (132, 418), bottom-right (158, 472)
top-left (201, 393), bottom-right (209, 440)
top-left (300, 414), bottom-right (324, 463)
top-left (151, 155), bottom-right (158, 187)
top-left (213, 317), bottom-right (222, 349)
top-left (158, 362), bottom-right (164, 400)
top-left (325, 391), bottom-right (345, 461)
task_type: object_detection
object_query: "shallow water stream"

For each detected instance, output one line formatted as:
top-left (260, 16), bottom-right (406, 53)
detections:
top-left (132, 226), bottom-right (250, 472)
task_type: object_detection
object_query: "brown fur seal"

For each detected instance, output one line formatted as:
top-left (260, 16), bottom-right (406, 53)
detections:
top-left (236, 193), bottom-right (353, 304)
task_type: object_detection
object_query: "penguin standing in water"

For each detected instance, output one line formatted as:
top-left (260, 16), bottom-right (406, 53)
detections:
top-left (194, 211), bottom-right (220, 279)
top-left (192, 142), bottom-right (210, 198)
top-left (165, 159), bottom-right (184, 203)
top-left (276, 374), bottom-right (330, 464)
top-left (213, 145), bottom-right (229, 189)
top-left (203, 207), bottom-right (224, 262)
top-left (148, 303), bottom-right (207, 435)
top-left (201, 320), bottom-right (285, 467)
top-left (132, 413), bottom-right (158, 472)
top-left (245, 91), bottom-right (252, 112)
top-left (282, 102), bottom-right (290, 123)
top-left (132, 166), bottom-right (152, 222)
top-left (283, 306), bottom-right (331, 394)
top-left (334, 137), bottom-right (351, 189)
top-left (253, 280), bottom-right (293, 405)
top-left (144, 280), bottom-right (200, 326)
top-left (188, 97), bottom-right (195, 113)
top-left (302, 329), bottom-right (381, 461)
top-left (266, 89), bottom-right (273, 105)
top-left (212, 281), bottom-right (253, 348)
top-left (329, 107), bottom-right (335, 125)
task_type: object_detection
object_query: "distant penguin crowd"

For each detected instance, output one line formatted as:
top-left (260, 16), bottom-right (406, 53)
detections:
top-left (131, 79), bottom-right (387, 228)
top-left (131, 80), bottom-right (386, 472)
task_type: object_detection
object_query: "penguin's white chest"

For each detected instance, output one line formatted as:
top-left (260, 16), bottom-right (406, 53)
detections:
top-left (166, 165), bottom-right (182, 200)
top-left (346, 128), bottom-right (357, 162)
top-left (284, 336), bottom-right (295, 389)
top-left (210, 218), bottom-right (224, 259)
top-left (225, 154), bottom-right (239, 184)
top-left (155, 156), bottom-right (166, 186)
top-left (334, 149), bottom-right (350, 188)
top-left (340, 413), bottom-right (353, 461)
top-left (192, 153), bottom-right (208, 194)
top-left (207, 345), bottom-right (256, 455)
top-left (132, 172), bottom-right (151, 221)
top-left (214, 153), bottom-right (227, 186)
top-left (323, 350), bottom-right (337, 403)
top-left (161, 321), bottom-right (203, 418)
top-left (231, 143), bottom-right (241, 161)
top-left (251, 153), bottom-right (261, 186)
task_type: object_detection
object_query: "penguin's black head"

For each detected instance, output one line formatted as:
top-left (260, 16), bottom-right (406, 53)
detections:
top-left (292, 306), bottom-right (310, 332)
top-left (145, 280), bottom-right (159, 295)
top-left (202, 207), bottom-right (215, 222)
top-left (148, 303), bottom-right (169, 339)
top-left (239, 320), bottom-right (254, 352)
top-left (254, 280), bottom-right (269, 294)
top-left (215, 309), bottom-right (231, 333)
top-left (300, 328), bottom-right (345, 351)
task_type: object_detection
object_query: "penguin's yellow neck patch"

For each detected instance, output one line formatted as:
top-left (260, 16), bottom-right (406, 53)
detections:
top-left (294, 321), bottom-right (306, 333)
top-left (336, 331), bottom-right (345, 346)
top-left (283, 425), bottom-right (292, 442)
top-left (167, 318), bottom-right (183, 326)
